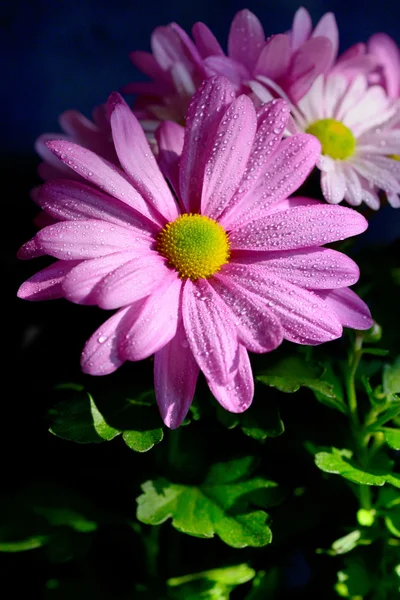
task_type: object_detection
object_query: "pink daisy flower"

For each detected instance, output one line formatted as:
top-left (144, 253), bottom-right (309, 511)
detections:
top-left (18, 77), bottom-right (372, 428)
top-left (282, 73), bottom-right (400, 208)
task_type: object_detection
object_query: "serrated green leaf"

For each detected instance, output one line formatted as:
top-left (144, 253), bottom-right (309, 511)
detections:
top-left (382, 428), bottom-right (400, 450)
top-left (167, 564), bottom-right (255, 600)
top-left (383, 356), bottom-right (400, 395)
top-left (315, 447), bottom-right (400, 488)
top-left (136, 459), bottom-right (276, 548)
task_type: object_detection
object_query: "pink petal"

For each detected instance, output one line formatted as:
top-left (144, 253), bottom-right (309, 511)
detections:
top-left (36, 220), bottom-right (151, 260)
top-left (320, 164), bottom-right (347, 204)
top-left (229, 204), bottom-right (367, 251)
top-left (224, 264), bottom-right (343, 344)
top-left (119, 273), bottom-right (181, 362)
top-left (155, 121), bottom-right (185, 195)
top-left (288, 37), bottom-right (334, 101)
top-left (95, 254), bottom-right (171, 310)
top-left (81, 306), bottom-right (132, 375)
top-left (290, 7), bottom-right (312, 51)
top-left (17, 260), bottom-right (79, 301)
top-left (154, 320), bottom-right (199, 429)
top-left (58, 110), bottom-right (116, 163)
top-left (17, 237), bottom-right (46, 260)
top-left (211, 274), bottom-right (283, 353)
top-left (368, 33), bottom-right (400, 98)
top-left (129, 50), bottom-right (168, 82)
top-left (201, 95), bottom-right (257, 219)
top-left (179, 76), bottom-right (236, 213)
top-left (263, 195), bottom-right (319, 215)
top-left (312, 12), bottom-right (339, 62)
top-left (151, 23), bottom-right (201, 73)
top-left (203, 56), bottom-right (250, 87)
top-left (46, 140), bottom-right (160, 226)
top-left (228, 9), bottom-right (265, 72)
top-left (254, 35), bottom-right (291, 80)
top-left (182, 279), bottom-right (239, 385)
top-left (192, 22), bottom-right (224, 58)
top-left (221, 134), bottom-right (321, 230)
top-left (37, 179), bottom-right (155, 232)
top-left (315, 288), bottom-right (373, 330)
top-left (254, 247), bottom-right (360, 289)
top-left (107, 93), bottom-right (179, 223)
top-left (207, 345), bottom-right (254, 413)
top-left (62, 251), bottom-right (142, 304)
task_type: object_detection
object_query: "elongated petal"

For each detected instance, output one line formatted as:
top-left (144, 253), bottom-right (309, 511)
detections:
top-left (81, 306), bottom-right (132, 375)
top-left (179, 76), bottom-right (236, 213)
top-left (37, 180), bottom-right (154, 232)
top-left (129, 50), bottom-right (168, 81)
top-left (320, 164), bottom-right (346, 204)
top-left (211, 274), bottom-right (283, 352)
top-left (312, 12), bottom-right (339, 61)
top-left (62, 251), bottom-right (143, 304)
top-left (17, 237), bottom-right (46, 260)
top-left (155, 121), bottom-right (185, 195)
top-left (224, 264), bottom-right (343, 344)
top-left (201, 95), bottom-right (257, 219)
top-left (182, 279), bottom-right (239, 385)
top-left (119, 274), bottom-right (181, 362)
top-left (228, 9), bottom-right (265, 71)
top-left (229, 204), bottom-right (367, 251)
top-left (17, 260), bottom-right (79, 301)
top-left (192, 22), bottom-right (224, 58)
top-left (315, 288), bottom-right (373, 329)
top-left (95, 254), bottom-right (171, 310)
top-left (290, 7), bottom-right (312, 51)
top-left (203, 56), bottom-right (250, 86)
top-left (36, 220), bottom-right (151, 260)
top-left (254, 247), bottom-right (359, 288)
top-left (288, 37), bottom-right (334, 101)
top-left (46, 140), bottom-right (160, 226)
top-left (368, 33), bottom-right (400, 98)
top-left (207, 345), bottom-right (254, 412)
top-left (108, 93), bottom-right (178, 222)
top-left (154, 320), bottom-right (199, 429)
top-left (254, 34), bottom-right (291, 80)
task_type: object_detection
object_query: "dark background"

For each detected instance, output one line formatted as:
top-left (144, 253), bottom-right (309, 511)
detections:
top-left (2, 1), bottom-right (400, 598)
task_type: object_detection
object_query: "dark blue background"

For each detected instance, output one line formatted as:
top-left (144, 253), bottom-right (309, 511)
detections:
top-left (3, 0), bottom-right (400, 154)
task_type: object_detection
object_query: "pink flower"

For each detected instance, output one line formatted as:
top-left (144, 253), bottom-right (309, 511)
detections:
top-left (287, 73), bottom-right (400, 208)
top-left (367, 34), bottom-right (400, 99)
top-left (18, 77), bottom-right (372, 428)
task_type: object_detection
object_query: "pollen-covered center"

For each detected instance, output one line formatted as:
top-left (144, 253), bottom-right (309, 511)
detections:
top-left (156, 214), bottom-right (230, 280)
top-left (306, 118), bottom-right (356, 160)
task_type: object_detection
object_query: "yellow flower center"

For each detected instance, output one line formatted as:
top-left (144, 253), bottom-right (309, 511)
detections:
top-left (157, 214), bottom-right (230, 280)
top-left (306, 118), bottom-right (356, 160)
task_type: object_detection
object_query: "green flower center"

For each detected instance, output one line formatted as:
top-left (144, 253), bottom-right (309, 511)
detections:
top-left (306, 118), bottom-right (356, 160)
top-left (157, 214), bottom-right (230, 280)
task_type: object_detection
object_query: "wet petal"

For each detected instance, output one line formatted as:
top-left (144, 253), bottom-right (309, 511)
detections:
top-left (207, 345), bottom-right (254, 413)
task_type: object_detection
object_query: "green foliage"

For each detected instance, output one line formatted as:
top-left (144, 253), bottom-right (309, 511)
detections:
top-left (136, 457), bottom-right (279, 548)
top-left (166, 564), bottom-right (255, 599)
top-left (383, 356), bottom-right (400, 395)
top-left (334, 557), bottom-right (372, 598)
top-left (50, 386), bottom-right (163, 453)
top-left (216, 395), bottom-right (284, 440)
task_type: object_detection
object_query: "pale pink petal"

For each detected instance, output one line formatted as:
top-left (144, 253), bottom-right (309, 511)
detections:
top-left (288, 37), bottom-right (334, 101)
top-left (81, 306), bottom-right (132, 375)
top-left (253, 247), bottom-right (359, 289)
top-left (352, 158), bottom-right (400, 194)
top-left (254, 35), bottom-right (291, 80)
top-left (312, 12), bottom-right (339, 61)
top-left (46, 140), bottom-right (160, 226)
top-left (107, 93), bottom-right (179, 222)
top-left (342, 165), bottom-right (363, 206)
top-left (228, 9), bottom-right (265, 71)
top-left (296, 74), bottom-right (325, 124)
top-left (221, 134), bottom-right (321, 229)
top-left (203, 56), bottom-right (250, 86)
top-left (315, 288), bottom-right (373, 330)
top-left (387, 192), bottom-right (400, 208)
top-left (62, 251), bottom-right (143, 305)
top-left (95, 254), bottom-right (171, 310)
top-left (17, 237), bottom-right (46, 260)
top-left (224, 264), bottom-right (343, 344)
top-left (36, 220), bottom-right (150, 260)
top-left (368, 33), bottom-right (400, 98)
top-left (192, 22), bottom-right (224, 58)
top-left (58, 110), bottom-right (115, 162)
top-left (170, 61), bottom-right (197, 98)
top-left (129, 50), bottom-right (168, 82)
top-left (290, 7), bottom-right (312, 51)
top-left (17, 260), bottom-right (79, 301)
top-left (320, 164), bottom-right (346, 204)
top-left (229, 204), bottom-right (368, 251)
top-left (201, 95), bottom-right (257, 219)
top-left (119, 273), bottom-right (181, 362)
top-left (182, 279), bottom-right (239, 385)
top-left (37, 180), bottom-right (155, 232)
top-left (151, 23), bottom-right (202, 73)
top-left (207, 345), bottom-right (254, 413)
top-left (211, 274), bottom-right (283, 352)
top-left (155, 121), bottom-right (185, 195)
top-left (154, 320), bottom-right (199, 429)
top-left (343, 86), bottom-right (396, 136)
top-left (179, 76), bottom-right (236, 213)
top-left (323, 75), bottom-right (349, 118)
top-left (335, 75), bottom-right (367, 121)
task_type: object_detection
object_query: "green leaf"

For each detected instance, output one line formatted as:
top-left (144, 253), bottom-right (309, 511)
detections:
top-left (167, 564), bottom-right (255, 599)
top-left (385, 511), bottom-right (400, 538)
top-left (315, 447), bottom-right (400, 488)
top-left (216, 397), bottom-right (284, 440)
top-left (382, 428), bottom-right (400, 450)
top-left (361, 348), bottom-right (389, 356)
top-left (334, 557), bottom-right (371, 598)
top-left (383, 356), bottom-right (400, 395)
top-left (50, 388), bottom-right (163, 453)
top-left (257, 355), bottom-right (345, 413)
top-left (0, 535), bottom-right (50, 552)
top-left (136, 458), bottom-right (276, 548)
